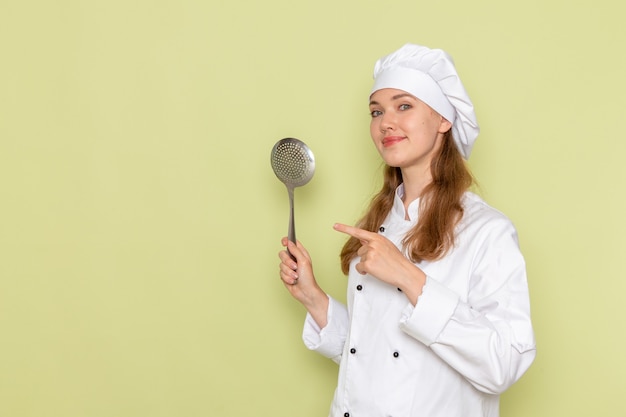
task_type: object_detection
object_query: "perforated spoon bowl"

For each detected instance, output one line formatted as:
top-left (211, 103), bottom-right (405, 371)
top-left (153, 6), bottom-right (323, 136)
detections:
top-left (270, 138), bottom-right (315, 244)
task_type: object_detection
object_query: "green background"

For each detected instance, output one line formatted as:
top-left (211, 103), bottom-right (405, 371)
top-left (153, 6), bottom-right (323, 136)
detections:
top-left (1, 0), bottom-right (624, 416)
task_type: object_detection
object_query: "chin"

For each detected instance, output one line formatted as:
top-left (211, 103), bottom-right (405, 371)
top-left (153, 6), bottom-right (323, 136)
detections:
top-left (382, 159), bottom-right (406, 169)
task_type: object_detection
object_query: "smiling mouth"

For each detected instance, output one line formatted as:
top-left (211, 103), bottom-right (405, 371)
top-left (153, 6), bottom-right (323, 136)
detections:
top-left (382, 136), bottom-right (405, 147)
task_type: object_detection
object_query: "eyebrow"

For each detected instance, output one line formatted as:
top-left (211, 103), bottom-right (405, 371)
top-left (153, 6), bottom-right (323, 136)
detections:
top-left (369, 93), bottom-right (416, 106)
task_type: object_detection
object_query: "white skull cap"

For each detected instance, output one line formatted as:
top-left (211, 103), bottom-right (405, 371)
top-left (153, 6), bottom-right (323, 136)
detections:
top-left (371, 43), bottom-right (479, 159)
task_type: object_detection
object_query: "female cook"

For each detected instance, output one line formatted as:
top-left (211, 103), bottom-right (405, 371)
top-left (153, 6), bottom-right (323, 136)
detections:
top-left (278, 43), bottom-right (536, 417)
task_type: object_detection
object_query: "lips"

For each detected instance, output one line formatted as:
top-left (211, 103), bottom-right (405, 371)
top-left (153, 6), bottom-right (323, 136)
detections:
top-left (382, 136), bottom-right (405, 147)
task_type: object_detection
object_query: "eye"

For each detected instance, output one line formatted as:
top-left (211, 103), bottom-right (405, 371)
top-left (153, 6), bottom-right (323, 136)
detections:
top-left (399, 103), bottom-right (412, 111)
top-left (370, 109), bottom-right (383, 118)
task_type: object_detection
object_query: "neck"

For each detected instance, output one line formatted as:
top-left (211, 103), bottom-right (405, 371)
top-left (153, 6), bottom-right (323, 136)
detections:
top-left (402, 164), bottom-right (432, 198)
top-left (400, 166), bottom-right (432, 218)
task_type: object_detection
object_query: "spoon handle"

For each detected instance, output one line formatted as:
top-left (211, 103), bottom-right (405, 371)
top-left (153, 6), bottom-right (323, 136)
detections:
top-left (287, 186), bottom-right (296, 260)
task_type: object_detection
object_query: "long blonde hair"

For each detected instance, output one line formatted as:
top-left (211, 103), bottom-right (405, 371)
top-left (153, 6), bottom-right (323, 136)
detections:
top-left (339, 130), bottom-right (474, 274)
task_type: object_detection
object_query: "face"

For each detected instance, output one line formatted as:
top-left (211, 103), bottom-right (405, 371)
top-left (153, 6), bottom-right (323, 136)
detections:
top-left (369, 88), bottom-right (452, 175)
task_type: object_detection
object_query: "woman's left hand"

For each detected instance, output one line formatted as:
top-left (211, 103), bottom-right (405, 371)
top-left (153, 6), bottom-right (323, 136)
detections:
top-left (333, 223), bottom-right (426, 303)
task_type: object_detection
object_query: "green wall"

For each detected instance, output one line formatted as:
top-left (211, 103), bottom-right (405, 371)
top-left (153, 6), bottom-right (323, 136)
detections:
top-left (1, 0), bottom-right (624, 416)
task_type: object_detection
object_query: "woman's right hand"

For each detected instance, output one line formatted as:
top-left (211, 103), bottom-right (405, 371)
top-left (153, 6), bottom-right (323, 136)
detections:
top-left (278, 237), bottom-right (329, 328)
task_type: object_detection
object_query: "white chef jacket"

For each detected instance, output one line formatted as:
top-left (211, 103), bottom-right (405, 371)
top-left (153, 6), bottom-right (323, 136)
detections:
top-left (303, 185), bottom-right (536, 417)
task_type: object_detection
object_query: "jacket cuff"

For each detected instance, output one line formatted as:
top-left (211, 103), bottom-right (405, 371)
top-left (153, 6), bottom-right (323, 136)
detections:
top-left (302, 295), bottom-right (348, 362)
top-left (399, 277), bottom-right (459, 346)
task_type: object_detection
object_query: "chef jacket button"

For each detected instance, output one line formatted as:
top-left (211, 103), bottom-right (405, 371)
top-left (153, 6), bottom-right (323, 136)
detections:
top-left (356, 284), bottom-right (363, 291)
top-left (344, 413), bottom-right (350, 417)
top-left (350, 348), bottom-right (356, 354)
top-left (397, 287), bottom-right (402, 292)
top-left (393, 351), bottom-right (399, 358)
top-left (379, 226), bottom-right (385, 232)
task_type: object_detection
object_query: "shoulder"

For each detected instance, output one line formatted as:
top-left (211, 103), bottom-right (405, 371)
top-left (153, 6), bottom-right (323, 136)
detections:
top-left (458, 192), bottom-right (518, 239)
top-left (461, 192), bottom-right (511, 222)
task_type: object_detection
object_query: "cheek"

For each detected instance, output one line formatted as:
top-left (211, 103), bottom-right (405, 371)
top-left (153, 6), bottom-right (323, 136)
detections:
top-left (412, 117), bottom-right (438, 136)
top-left (370, 119), bottom-right (379, 137)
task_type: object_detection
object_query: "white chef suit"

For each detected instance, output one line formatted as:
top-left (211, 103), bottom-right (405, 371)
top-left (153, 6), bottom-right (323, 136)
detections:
top-left (303, 185), bottom-right (536, 417)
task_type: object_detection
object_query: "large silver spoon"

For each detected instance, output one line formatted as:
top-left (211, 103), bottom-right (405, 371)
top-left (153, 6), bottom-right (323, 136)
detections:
top-left (270, 138), bottom-right (315, 248)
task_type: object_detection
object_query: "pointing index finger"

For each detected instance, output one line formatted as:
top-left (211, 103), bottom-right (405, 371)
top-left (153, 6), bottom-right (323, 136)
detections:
top-left (333, 223), bottom-right (377, 242)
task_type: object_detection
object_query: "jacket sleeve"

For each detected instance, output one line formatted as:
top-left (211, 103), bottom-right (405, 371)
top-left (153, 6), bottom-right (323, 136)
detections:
top-left (302, 295), bottom-right (349, 364)
top-left (399, 216), bottom-right (536, 395)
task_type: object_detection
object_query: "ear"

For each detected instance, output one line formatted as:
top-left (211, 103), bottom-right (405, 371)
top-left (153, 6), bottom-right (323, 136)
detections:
top-left (438, 117), bottom-right (452, 133)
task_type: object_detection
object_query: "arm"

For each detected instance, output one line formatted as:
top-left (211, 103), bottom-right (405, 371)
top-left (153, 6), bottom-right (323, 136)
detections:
top-left (399, 219), bottom-right (536, 394)
top-left (278, 238), bottom-right (349, 362)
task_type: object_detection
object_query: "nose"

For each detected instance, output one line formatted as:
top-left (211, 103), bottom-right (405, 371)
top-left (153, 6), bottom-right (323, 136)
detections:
top-left (380, 112), bottom-right (396, 132)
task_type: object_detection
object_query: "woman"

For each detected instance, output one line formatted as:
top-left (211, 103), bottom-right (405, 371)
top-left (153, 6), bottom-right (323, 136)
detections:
top-left (278, 43), bottom-right (536, 417)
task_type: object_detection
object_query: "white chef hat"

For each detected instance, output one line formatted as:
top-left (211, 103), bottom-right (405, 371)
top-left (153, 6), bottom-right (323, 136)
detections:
top-left (371, 43), bottom-right (479, 159)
